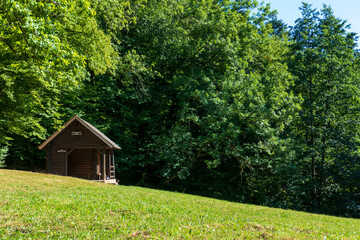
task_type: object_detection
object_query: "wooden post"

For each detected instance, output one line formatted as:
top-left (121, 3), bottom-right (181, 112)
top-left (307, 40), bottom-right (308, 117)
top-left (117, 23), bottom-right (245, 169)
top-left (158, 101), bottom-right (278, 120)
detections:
top-left (103, 149), bottom-right (106, 181)
top-left (112, 149), bottom-right (115, 166)
top-left (108, 150), bottom-right (111, 178)
top-left (65, 148), bottom-right (74, 177)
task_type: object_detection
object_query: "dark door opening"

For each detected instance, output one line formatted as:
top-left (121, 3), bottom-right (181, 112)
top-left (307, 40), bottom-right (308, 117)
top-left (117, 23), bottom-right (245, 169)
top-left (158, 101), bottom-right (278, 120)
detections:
top-left (67, 148), bottom-right (96, 180)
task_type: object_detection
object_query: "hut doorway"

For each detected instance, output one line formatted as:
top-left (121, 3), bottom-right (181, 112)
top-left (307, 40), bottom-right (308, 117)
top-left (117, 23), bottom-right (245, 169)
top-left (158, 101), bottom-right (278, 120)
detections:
top-left (67, 148), bottom-right (97, 180)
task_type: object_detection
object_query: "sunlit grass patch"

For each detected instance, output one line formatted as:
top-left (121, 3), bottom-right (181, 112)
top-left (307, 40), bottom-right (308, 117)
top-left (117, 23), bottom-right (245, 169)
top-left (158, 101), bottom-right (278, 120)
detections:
top-left (0, 169), bottom-right (359, 239)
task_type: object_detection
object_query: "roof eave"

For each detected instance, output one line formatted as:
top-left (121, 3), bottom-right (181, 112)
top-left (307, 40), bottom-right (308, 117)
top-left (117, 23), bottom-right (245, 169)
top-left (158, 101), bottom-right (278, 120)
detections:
top-left (38, 115), bottom-right (78, 150)
top-left (75, 117), bottom-right (121, 150)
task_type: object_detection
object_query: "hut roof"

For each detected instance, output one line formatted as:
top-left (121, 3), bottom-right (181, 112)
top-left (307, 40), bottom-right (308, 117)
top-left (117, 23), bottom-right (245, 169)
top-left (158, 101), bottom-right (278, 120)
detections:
top-left (38, 116), bottom-right (121, 150)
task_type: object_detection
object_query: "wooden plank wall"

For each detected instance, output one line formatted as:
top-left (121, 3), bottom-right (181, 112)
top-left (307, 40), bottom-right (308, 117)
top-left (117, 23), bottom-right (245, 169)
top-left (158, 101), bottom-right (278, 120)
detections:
top-left (53, 121), bottom-right (104, 148)
top-left (49, 151), bottom-right (66, 175)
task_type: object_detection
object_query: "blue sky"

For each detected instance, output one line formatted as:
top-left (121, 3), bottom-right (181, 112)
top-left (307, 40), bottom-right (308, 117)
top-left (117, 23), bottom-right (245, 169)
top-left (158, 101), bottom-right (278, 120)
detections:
top-left (261, 0), bottom-right (360, 37)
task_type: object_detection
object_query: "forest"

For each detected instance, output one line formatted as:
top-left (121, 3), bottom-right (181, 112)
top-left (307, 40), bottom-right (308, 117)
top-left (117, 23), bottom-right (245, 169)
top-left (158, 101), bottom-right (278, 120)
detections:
top-left (1, 0), bottom-right (360, 218)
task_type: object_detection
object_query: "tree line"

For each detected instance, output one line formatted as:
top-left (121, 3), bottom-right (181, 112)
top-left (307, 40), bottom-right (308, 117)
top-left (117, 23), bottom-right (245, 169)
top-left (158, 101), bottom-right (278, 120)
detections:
top-left (1, 0), bottom-right (360, 217)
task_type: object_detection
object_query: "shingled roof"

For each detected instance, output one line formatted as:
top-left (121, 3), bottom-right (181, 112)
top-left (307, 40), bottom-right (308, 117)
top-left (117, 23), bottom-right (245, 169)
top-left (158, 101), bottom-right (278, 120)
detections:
top-left (38, 116), bottom-right (121, 150)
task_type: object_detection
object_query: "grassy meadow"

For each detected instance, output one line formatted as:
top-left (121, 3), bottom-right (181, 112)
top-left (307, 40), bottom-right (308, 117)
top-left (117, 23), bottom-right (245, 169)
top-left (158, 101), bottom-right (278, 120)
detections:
top-left (0, 169), bottom-right (359, 239)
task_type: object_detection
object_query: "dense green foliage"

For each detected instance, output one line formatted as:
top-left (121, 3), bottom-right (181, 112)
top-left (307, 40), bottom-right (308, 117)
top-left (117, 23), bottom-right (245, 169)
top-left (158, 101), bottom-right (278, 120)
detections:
top-left (1, 170), bottom-right (360, 239)
top-left (1, 0), bottom-right (360, 218)
top-left (73, 0), bottom-right (300, 204)
top-left (288, 3), bottom-right (360, 216)
top-left (0, 0), bottom-right (118, 167)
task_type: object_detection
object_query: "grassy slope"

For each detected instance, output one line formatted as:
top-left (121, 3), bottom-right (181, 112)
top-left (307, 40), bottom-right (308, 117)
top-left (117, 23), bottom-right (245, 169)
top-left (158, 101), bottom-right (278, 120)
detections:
top-left (0, 170), bottom-right (359, 239)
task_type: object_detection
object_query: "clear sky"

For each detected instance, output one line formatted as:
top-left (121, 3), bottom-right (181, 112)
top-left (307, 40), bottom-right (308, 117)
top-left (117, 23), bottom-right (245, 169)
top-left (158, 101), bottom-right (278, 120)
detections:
top-left (261, 0), bottom-right (360, 37)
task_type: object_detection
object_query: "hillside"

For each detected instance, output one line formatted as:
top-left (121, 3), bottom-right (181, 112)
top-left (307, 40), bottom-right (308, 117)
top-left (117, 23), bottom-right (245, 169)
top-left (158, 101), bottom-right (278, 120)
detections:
top-left (0, 170), bottom-right (359, 239)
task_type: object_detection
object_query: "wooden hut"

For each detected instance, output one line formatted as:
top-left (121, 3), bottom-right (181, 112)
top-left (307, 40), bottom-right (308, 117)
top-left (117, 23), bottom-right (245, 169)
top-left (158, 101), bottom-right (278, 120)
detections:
top-left (38, 116), bottom-right (121, 184)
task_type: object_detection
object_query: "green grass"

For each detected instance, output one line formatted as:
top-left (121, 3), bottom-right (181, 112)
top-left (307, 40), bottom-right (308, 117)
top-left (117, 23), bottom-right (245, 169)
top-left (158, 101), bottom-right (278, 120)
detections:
top-left (0, 170), bottom-right (359, 239)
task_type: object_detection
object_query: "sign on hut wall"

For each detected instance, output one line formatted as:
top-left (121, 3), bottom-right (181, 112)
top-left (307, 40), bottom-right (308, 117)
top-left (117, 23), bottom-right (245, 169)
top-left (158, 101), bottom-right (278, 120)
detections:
top-left (71, 131), bottom-right (83, 136)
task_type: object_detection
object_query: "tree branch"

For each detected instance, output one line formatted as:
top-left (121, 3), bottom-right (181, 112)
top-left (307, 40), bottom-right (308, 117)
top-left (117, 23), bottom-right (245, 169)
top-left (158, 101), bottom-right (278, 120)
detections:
top-left (0, 37), bottom-right (18, 55)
